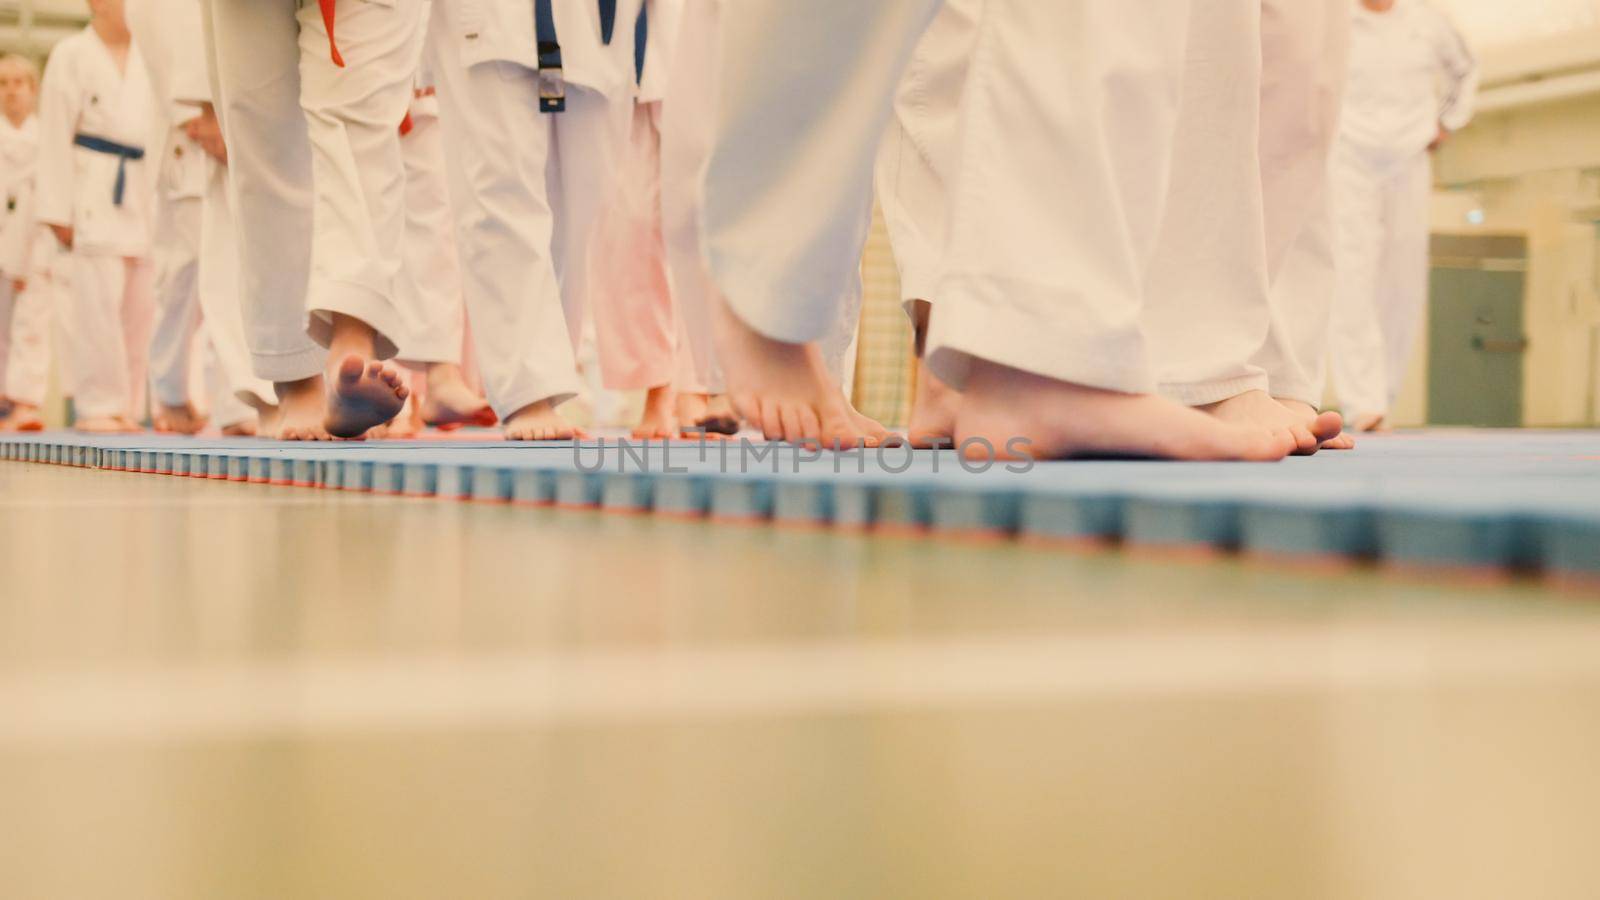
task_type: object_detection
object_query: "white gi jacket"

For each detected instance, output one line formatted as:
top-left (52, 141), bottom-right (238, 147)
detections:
top-left (35, 27), bottom-right (155, 257)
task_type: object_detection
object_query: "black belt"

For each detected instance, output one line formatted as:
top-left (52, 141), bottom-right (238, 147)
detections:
top-left (535, 0), bottom-right (565, 113)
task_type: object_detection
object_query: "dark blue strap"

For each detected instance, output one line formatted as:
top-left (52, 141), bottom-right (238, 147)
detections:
top-left (598, 0), bottom-right (617, 45)
top-left (534, 0), bottom-right (565, 112)
top-left (73, 133), bottom-right (145, 207)
top-left (634, 3), bottom-right (648, 85)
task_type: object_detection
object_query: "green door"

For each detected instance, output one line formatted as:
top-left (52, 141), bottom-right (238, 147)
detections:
top-left (1427, 234), bottom-right (1526, 427)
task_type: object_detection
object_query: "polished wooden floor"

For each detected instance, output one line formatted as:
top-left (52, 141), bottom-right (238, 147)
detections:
top-left (3, 461), bottom-right (1600, 899)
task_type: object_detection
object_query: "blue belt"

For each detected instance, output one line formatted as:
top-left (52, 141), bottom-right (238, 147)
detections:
top-left (73, 133), bottom-right (144, 207)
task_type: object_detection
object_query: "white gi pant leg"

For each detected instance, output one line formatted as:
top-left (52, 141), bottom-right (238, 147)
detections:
top-left (0, 279), bottom-right (11, 400)
top-left (549, 85), bottom-right (631, 353)
top-left (1250, 0), bottom-right (1350, 406)
top-left (1329, 147), bottom-right (1431, 421)
top-left (394, 108), bottom-right (465, 366)
top-left (205, 0), bottom-right (324, 382)
top-left (700, 0), bottom-right (941, 345)
top-left (425, 1), bottom-right (580, 420)
top-left (7, 278), bottom-right (50, 405)
top-left (1377, 151), bottom-right (1433, 410)
top-left (658, 0), bottom-right (726, 394)
top-left (205, 0), bottom-right (421, 380)
top-left (1143, 1), bottom-right (1271, 405)
top-left (589, 101), bottom-right (678, 391)
top-left (198, 163), bottom-right (275, 416)
top-left (297, 0), bottom-right (423, 360)
top-left (147, 195), bottom-right (203, 408)
top-left (874, 0), bottom-right (980, 313)
top-left (202, 336), bottom-right (256, 427)
top-left (926, 0), bottom-right (1190, 393)
top-left (67, 254), bottom-right (154, 419)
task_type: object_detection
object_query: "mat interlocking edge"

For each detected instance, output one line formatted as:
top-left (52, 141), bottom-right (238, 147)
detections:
top-left (5, 429), bottom-right (1598, 580)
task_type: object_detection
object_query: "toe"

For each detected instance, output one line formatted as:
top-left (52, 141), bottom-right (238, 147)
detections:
top-left (1289, 424), bottom-right (1320, 456)
top-left (1309, 411), bottom-right (1344, 443)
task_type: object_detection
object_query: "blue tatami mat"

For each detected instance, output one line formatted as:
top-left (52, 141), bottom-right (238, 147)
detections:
top-left (5, 429), bottom-right (1598, 580)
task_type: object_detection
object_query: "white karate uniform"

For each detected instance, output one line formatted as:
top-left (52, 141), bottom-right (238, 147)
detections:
top-left (36, 27), bottom-right (158, 421)
top-left (1142, 3), bottom-right (1271, 405)
top-left (149, 0), bottom-right (274, 426)
top-left (203, 0), bottom-right (424, 383)
top-left (874, 0), bottom-right (979, 316)
top-left (1251, 0), bottom-right (1350, 406)
top-left (657, 0), bottom-right (724, 394)
top-left (704, 1), bottom-right (1190, 396)
top-left (128, 0), bottom-right (212, 414)
top-left (1149, 1), bottom-right (1354, 408)
top-left (660, 0), bottom-right (860, 391)
top-left (1329, 0), bottom-right (1476, 422)
top-left (587, 0), bottom-right (708, 394)
top-left (394, 84), bottom-right (465, 367)
top-left (179, 0), bottom-right (274, 422)
top-left (424, 0), bottom-right (640, 420)
top-left (0, 113), bottom-right (53, 408)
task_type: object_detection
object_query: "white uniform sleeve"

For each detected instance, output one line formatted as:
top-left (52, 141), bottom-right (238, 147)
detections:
top-left (1428, 6), bottom-right (1478, 132)
top-left (170, 0), bottom-right (214, 108)
top-left (34, 49), bottom-right (79, 230)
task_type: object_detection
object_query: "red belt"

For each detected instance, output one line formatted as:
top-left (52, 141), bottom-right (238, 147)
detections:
top-left (319, 0), bottom-right (416, 136)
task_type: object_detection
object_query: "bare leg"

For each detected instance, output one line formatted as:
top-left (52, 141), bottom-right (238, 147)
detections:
top-left (323, 313), bottom-right (408, 439)
top-left (957, 359), bottom-right (1292, 462)
top-left (1197, 389), bottom-right (1343, 455)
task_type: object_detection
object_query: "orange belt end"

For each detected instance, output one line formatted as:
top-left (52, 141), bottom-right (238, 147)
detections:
top-left (319, 0), bottom-right (345, 68)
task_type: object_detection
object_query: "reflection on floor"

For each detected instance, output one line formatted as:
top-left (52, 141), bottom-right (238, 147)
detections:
top-left (2, 460), bottom-right (1599, 899)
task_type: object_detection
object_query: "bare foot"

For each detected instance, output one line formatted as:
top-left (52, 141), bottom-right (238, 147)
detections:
top-left (378, 388), bottom-right (421, 440)
top-left (1, 402), bottom-right (42, 432)
top-left (633, 384), bottom-right (677, 439)
top-left (324, 356), bottom-right (408, 439)
top-left (956, 359), bottom-right (1292, 462)
top-left (677, 393), bottom-right (739, 437)
top-left (274, 376), bottom-right (332, 441)
top-left (154, 402), bottom-right (207, 435)
top-left (221, 419), bottom-right (258, 437)
top-left (421, 363), bottom-right (495, 430)
top-left (1352, 413), bottom-right (1390, 433)
top-left (843, 393), bottom-right (894, 448)
top-left (713, 293), bottom-right (864, 448)
top-left (908, 359), bottom-right (961, 448)
top-left (75, 416), bottom-right (128, 434)
top-left (503, 398), bottom-right (586, 442)
top-left (1198, 390), bottom-right (1342, 456)
top-left (113, 415), bottom-right (143, 433)
top-left (1277, 398), bottom-right (1352, 451)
